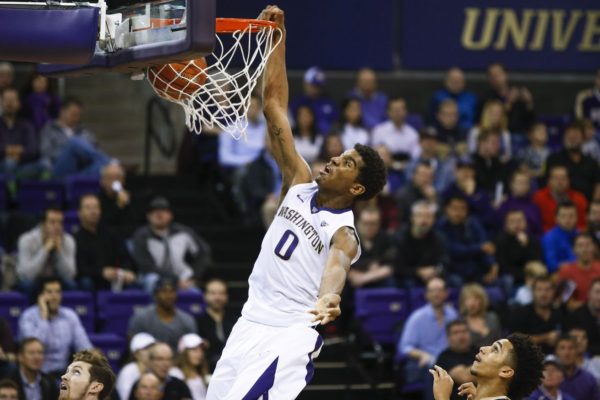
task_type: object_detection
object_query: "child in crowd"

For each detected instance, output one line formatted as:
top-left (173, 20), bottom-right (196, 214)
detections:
top-left (517, 122), bottom-right (550, 181)
top-left (513, 261), bottom-right (548, 305)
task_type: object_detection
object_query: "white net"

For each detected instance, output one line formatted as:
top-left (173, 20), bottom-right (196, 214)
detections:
top-left (147, 20), bottom-right (281, 139)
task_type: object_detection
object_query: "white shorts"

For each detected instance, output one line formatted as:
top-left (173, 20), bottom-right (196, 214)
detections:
top-left (206, 317), bottom-right (323, 400)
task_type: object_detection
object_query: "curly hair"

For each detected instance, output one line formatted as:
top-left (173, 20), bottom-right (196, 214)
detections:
top-left (72, 349), bottom-right (116, 400)
top-left (506, 333), bottom-right (544, 399)
top-left (353, 144), bottom-right (387, 201)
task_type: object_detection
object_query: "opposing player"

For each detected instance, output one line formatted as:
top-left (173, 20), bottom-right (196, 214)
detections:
top-left (430, 333), bottom-right (544, 400)
top-left (59, 349), bottom-right (116, 400)
top-left (206, 5), bottom-right (386, 399)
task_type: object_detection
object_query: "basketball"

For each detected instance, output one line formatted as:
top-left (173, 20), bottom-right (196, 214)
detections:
top-left (148, 57), bottom-right (208, 101)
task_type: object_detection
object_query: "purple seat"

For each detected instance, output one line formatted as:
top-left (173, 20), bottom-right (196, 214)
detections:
top-left (407, 113), bottom-right (424, 131)
top-left (0, 291), bottom-right (28, 336)
top-left (65, 176), bottom-right (100, 208)
top-left (96, 290), bottom-right (151, 318)
top-left (485, 286), bottom-right (505, 305)
top-left (63, 210), bottom-right (80, 234)
top-left (17, 180), bottom-right (65, 214)
top-left (61, 291), bottom-right (95, 333)
top-left (355, 288), bottom-right (409, 345)
top-left (88, 333), bottom-right (126, 373)
top-left (96, 290), bottom-right (151, 338)
top-left (176, 290), bottom-right (206, 317)
top-left (408, 287), bottom-right (458, 312)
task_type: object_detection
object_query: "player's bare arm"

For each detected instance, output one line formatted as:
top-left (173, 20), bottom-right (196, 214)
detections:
top-left (309, 226), bottom-right (359, 325)
top-left (260, 5), bottom-right (312, 198)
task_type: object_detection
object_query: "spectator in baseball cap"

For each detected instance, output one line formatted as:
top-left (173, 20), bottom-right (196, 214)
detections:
top-left (115, 333), bottom-right (156, 400)
top-left (290, 66), bottom-right (339, 134)
top-left (171, 334), bottom-right (210, 400)
top-left (527, 355), bottom-right (575, 400)
top-left (128, 274), bottom-right (198, 352)
top-left (132, 195), bottom-right (212, 293)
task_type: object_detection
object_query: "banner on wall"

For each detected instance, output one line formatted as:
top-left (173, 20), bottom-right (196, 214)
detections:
top-left (217, 0), bottom-right (395, 70)
top-left (401, 0), bottom-right (600, 71)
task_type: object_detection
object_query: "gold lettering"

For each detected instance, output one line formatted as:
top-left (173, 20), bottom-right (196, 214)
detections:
top-left (494, 9), bottom-right (535, 50)
top-left (462, 8), bottom-right (500, 50)
top-left (579, 11), bottom-right (600, 51)
top-left (529, 10), bottom-right (550, 50)
top-left (552, 10), bottom-right (583, 50)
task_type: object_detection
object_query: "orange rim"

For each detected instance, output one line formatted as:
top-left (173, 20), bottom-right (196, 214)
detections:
top-left (140, 17), bottom-right (277, 33)
top-left (216, 18), bottom-right (278, 34)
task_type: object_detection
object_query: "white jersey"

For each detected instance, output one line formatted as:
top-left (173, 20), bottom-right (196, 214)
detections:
top-left (242, 182), bottom-right (360, 327)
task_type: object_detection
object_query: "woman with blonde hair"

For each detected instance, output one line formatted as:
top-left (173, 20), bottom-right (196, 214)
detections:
top-left (467, 100), bottom-right (512, 159)
top-left (459, 283), bottom-right (502, 348)
top-left (170, 333), bottom-right (210, 400)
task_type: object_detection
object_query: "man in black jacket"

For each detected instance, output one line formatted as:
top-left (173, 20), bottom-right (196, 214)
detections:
top-left (396, 162), bottom-right (438, 224)
top-left (98, 162), bottom-right (137, 238)
top-left (472, 129), bottom-right (512, 199)
top-left (567, 278), bottom-right (600, 356)
top-left (395, 200), bottom-right (447, 286)
top-left (436, 320), bottom-right (477, 400)
top-left (495, 209), bottom-right (541, 286)
top-left (8, 338), bottom-right (58, 400)
top-left (348, 206), bottom-right (395, 288)
top-left (196, 278), bottom-right (236, 372)
top-left (546, 122), bottom-right (600, 201)
top-left (477, 63), bottom-right (535, 134)
top-left (510, 276), bottom-right (563, 354)
top-left (75, 194), bottom-right (137, 291)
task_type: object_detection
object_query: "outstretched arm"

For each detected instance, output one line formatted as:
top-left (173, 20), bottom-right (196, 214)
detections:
top-left (309, 227), bottom-right (359, 325)
top-left (260, 6), bottom-right (312, 198)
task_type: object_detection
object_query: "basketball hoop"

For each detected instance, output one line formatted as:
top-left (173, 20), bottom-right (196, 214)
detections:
top-left (147, 17), bottom-right (281, 138)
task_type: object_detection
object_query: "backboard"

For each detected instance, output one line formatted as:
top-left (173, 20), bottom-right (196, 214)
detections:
top-left (0, 0), bottom-right (216, 76)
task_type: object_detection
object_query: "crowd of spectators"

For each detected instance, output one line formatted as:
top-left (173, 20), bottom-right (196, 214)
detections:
top-left (268, 64), bottom-right (599, 399)
top-left (1, 60), bottom-right (600, 399)
top-left (0, 64), bottom-right (113, 194)
top-left (0, 63), bottom-right (225, 400)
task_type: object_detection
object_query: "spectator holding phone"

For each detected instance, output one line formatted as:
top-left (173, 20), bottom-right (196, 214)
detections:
top-left (18, 278), bottom-right (92, 380)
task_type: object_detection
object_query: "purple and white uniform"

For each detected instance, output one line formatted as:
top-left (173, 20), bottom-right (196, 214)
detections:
top-left (207, 182), bottom-right (359, 399)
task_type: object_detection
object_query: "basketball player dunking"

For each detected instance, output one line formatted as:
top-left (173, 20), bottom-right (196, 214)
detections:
top-left (430, 333), bottom-right (544, 400)
top-left (205, 5), bottom-right (386, 399)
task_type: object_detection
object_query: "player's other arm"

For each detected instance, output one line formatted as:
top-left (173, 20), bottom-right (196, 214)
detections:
top-left (310, 227), bottom-right (359, 325)
top-left (260, 6), bottom-right (312, 197)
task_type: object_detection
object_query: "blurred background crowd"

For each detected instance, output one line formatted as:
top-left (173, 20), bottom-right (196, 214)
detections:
top-left (0, 57), bottom-right (599, 399)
